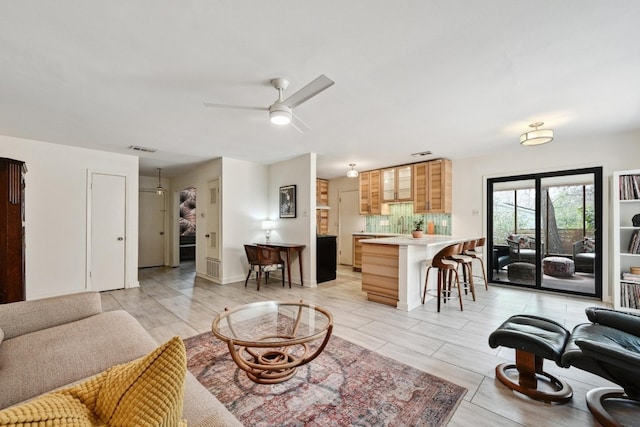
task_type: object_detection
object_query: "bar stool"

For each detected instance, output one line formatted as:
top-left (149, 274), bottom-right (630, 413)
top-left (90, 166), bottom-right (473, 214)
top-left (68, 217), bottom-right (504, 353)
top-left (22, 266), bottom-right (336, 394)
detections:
top-left (449, 240), bottom-right (476, 301)
top-left (465, 237), bottom-right (488, 290)
top-left (422, 243), bottom-right (464, 312)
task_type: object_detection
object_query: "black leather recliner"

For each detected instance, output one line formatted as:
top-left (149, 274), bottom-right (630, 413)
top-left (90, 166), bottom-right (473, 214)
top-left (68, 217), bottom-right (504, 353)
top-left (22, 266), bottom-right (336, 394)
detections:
top-left (489, 307), bottom-right (640, 427)
top-left (561, 307), bottom-right (640, 427)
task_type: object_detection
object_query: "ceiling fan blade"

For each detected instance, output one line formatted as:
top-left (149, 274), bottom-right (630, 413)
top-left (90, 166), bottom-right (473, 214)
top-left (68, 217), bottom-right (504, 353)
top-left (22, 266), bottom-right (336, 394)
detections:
top-left (283, 74), bottom-right (335, 108)
top-left (203, 102), bottom-right (268, 111)
top-left (291, 112), bottom-right (311, 133)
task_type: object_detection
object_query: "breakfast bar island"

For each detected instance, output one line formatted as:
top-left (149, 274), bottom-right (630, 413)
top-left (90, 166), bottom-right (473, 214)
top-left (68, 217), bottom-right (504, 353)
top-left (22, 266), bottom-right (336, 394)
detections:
top-left (360, 235), bottom-right (470, 311)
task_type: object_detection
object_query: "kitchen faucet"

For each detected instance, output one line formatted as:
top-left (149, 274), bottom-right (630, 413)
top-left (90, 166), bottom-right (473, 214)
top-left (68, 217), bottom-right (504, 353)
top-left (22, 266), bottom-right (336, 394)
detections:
top-left (397, 216), bottom-right (405, 234)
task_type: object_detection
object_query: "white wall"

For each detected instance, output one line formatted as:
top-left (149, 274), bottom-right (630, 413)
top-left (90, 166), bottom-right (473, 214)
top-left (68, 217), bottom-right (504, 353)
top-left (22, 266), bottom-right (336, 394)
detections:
top-left (268, 153), bottom-right (316, 286)
top-left (220, 157), bottom-right (269, 283)
top-left (0, 134), bottom-right (139, 300)
top-left (451, 132), bottom-right (640, 303)
top-left (170, 157), bottom-right (269, 284)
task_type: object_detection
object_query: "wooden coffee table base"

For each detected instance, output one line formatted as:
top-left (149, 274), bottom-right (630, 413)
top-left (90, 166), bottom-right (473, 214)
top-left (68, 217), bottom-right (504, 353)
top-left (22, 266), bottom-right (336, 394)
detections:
top-left (212, 301), bottom-right (333, 384)
top-left (229, 342), bottom-right (315, 384)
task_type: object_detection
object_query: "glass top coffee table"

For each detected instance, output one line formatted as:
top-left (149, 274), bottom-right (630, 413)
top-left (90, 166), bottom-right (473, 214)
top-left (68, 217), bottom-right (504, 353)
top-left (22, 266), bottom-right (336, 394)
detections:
top-left (211, 300), bottom-right (333, 384)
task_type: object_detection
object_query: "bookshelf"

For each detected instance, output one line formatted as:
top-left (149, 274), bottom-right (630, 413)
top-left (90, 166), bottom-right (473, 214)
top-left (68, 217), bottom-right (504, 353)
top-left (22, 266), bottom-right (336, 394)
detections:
top-left (613, 170), bottom-right (640, 312)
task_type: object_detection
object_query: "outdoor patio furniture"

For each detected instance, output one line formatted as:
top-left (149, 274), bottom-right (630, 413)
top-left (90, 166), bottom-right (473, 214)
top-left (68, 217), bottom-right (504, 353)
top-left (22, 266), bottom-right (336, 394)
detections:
top-left (573, 238), bottom-right (595, 273)
top-left (507, 262), bottom-right (535, 285)
top-left (543, 256), bottom-right (575, 277)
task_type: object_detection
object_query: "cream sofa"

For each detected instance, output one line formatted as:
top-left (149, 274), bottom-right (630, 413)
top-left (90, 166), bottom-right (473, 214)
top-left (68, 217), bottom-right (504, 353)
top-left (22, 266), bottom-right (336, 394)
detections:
top-left (0, 292), bottom-right (242, 427)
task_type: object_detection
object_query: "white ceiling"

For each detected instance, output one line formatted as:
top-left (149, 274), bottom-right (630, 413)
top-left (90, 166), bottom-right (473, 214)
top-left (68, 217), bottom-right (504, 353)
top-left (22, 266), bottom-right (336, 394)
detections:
top-left (1, 1), bottom-right (639, 179)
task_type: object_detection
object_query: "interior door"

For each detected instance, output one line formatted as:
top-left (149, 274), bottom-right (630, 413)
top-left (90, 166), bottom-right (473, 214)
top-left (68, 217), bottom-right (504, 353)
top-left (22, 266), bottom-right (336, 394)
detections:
top-left (139, 190), bottom-right (165, 267)
top-left (206, 178), bottom-right (220, 260)
top-left (89, 173), bottom-right (126, 291)
top-left (339, 190), bottom-right (364, 265)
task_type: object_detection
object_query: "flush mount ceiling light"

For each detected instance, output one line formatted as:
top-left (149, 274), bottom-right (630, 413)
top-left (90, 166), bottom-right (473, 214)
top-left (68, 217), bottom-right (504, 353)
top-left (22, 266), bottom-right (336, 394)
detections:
top-left (156, 168), bottom-right (165, 195)
top-left (520, 122), bottom-right (554, 146)
top-left (346, 163), bottom-right (359, 178)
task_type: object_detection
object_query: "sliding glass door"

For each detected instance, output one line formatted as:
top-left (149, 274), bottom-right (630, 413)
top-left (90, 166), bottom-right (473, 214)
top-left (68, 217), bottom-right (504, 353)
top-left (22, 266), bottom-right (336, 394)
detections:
top-left (487, 167), bottom-right (602, 298)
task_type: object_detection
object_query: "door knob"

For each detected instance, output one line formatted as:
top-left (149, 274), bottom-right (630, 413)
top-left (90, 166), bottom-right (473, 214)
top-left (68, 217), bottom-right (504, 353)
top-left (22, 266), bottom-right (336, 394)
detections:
top-left (205, 234), bottom-right (210, 238)
top-left (159, 232), bottom-right (164, 235)
top-left (117, 237), bottom-right (124, 241)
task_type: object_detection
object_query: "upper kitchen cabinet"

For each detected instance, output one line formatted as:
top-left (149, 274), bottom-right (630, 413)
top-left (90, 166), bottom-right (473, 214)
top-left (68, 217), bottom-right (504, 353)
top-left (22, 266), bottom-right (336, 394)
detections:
top-left (413, 159), bottom-right (452, 214)
top-left (316, 178), bottom-right (329, 235)
top-left (359, 170), bottom-right (382, 214)
top-left (381, 165), bottom-right (412, 203)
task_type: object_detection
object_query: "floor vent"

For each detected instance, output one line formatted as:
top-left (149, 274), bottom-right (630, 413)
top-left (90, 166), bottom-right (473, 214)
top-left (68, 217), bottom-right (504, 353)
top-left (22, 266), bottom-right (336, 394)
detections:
top-left (206, 257), bottom-right (220, 279)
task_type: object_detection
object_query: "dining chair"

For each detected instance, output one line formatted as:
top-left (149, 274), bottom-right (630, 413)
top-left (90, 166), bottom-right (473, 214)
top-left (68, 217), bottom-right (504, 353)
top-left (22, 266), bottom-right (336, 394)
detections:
top-left (244, 244), bottom-right (286, 290)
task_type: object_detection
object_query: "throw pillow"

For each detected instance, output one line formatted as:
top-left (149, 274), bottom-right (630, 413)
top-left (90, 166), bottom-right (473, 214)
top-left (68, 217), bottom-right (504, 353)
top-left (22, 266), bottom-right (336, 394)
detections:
top-left (582, 237), bottom-right (596, 253)
top-left (0, 336), bottom-right (187, 427)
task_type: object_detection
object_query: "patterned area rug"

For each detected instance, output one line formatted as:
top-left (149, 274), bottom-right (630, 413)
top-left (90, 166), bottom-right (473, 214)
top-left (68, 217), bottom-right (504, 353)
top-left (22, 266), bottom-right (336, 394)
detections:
top-left (184, 332), bottom-right (466, 426)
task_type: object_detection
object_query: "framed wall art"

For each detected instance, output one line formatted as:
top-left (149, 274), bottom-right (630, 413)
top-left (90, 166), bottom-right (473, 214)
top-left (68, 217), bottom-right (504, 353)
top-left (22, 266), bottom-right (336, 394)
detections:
top-left (279, 185), bottom-right (296, 218)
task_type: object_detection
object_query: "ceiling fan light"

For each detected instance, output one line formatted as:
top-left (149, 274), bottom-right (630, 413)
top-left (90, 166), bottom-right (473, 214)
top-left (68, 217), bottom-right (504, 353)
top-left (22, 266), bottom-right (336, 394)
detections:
top-left (269, 104), bottom-right (292, 125)
top-left (520, 122), bottom-right (554, 146)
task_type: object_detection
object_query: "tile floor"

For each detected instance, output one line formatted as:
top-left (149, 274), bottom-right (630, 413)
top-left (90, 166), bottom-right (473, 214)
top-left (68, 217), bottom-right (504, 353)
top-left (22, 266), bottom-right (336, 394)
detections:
top-left (101, 262), bottom-right (620, 426)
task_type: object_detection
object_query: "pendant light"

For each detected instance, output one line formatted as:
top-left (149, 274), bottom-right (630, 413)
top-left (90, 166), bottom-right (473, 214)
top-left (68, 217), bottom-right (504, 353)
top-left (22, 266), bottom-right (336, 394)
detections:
top-left (156, 168), bottom-right (165, 195)
top-left (346, 163), bottom-right (359, 178)
top-left (520, 122), bottom-right (554, 146)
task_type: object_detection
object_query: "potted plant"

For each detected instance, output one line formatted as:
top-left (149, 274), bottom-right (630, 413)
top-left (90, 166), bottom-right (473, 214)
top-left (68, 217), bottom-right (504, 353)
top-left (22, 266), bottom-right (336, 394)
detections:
top-left (412, 219), bottom-right (424, 238)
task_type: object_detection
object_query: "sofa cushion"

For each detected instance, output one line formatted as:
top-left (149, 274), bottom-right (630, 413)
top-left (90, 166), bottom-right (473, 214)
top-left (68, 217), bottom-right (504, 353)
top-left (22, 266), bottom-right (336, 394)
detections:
top-left (0, 336), bottom-right (187, 427)
top-left (0, 292), bottom-right (102, 340)
top-left (0, 310), bottom-right (158, 409)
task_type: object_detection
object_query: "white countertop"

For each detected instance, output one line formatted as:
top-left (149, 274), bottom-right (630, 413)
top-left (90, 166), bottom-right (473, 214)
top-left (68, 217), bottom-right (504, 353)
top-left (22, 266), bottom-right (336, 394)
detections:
top-left (352, 232), bottom-right (404, 237)
top-left (359, 235), bottom-right (468, 246)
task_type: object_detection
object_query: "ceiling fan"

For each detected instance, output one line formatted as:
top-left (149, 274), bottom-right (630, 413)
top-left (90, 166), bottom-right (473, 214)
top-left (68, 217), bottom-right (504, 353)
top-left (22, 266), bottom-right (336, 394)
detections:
top-left (203, 74), bottom-right (335, 132)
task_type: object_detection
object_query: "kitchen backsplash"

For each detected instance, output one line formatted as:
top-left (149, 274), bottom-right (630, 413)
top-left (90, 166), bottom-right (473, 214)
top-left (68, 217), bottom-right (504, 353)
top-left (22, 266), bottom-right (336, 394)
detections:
top-left (364, 202), bottom-right (452, 235)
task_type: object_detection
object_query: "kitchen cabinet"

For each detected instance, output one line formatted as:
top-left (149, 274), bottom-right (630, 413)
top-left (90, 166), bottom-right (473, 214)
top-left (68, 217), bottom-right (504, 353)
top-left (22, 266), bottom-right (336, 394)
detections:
top-left (353, 233), bottom-right (395, 271)
top-left (358, 170), bottom-right (381, 214)
top-left (413, 159), bottom-right (452, 214)
top-left (381, 165), bottom-right (412, 203)
top-left (316, 179), bottom-right (329, 235)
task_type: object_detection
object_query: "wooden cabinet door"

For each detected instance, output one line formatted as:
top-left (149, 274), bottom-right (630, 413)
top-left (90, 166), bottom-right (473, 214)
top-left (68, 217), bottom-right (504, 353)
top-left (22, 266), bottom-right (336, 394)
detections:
top-left (316, 179), bottom-right (329, 234)
top-left (359, 170), bottom-right (381, 214)
top-left (381, 168), bottom-right (396, 202)
top-left (413, 159), bottom-right (452, 213)
top-left (428, 159), bottom-right (451, 213)
top-left (413, 162), bottom-right (429, 213)
top-left (396, 165), bottom-right (412, 201)
top-left (381, 166), bottom-right (412, 202)
top-left (359, 171), bottom-right (371, 214)
top-left (369, 170), bottom-right (381, 214)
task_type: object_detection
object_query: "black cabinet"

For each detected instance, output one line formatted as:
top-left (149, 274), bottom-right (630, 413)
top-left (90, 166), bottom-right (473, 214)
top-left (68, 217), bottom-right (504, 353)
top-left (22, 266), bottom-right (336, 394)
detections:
top-left (316, 235), bottom-right (337, 283)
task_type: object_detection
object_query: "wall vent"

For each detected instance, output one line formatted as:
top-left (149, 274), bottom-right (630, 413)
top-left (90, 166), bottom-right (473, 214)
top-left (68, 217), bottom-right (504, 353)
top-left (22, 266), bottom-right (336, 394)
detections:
top-left (129, 145), bottom-right (158, 153)
top-left (206, 257), bottom-right (220, 279)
